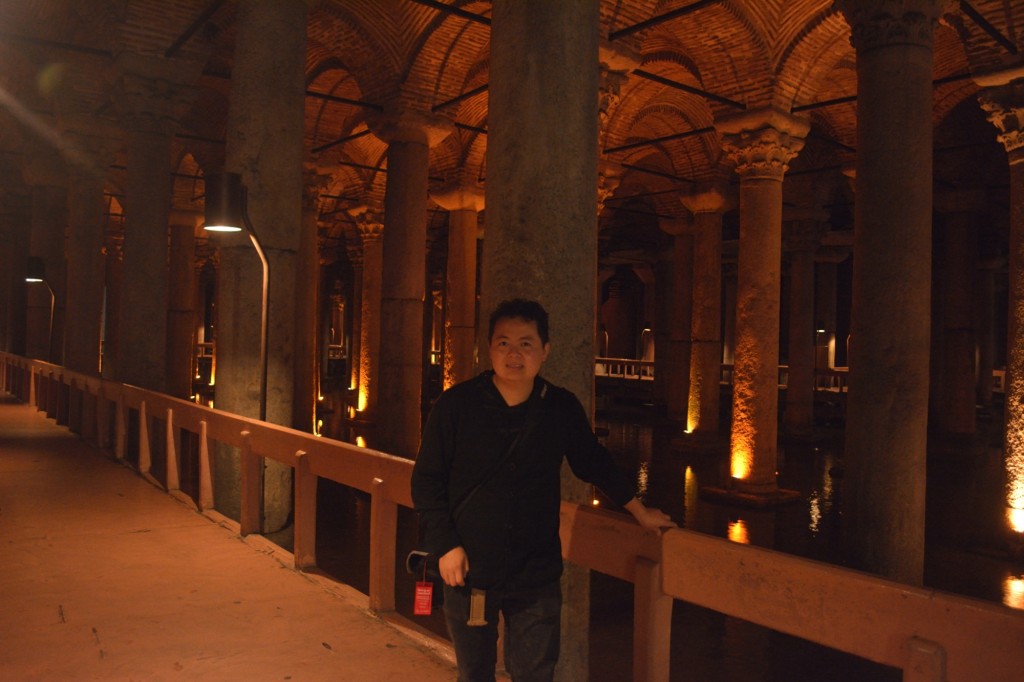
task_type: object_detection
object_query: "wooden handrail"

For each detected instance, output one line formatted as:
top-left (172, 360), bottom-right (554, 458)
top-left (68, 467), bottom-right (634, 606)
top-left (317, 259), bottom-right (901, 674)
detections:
top-left (3, 351), bottom-right (1023, 682)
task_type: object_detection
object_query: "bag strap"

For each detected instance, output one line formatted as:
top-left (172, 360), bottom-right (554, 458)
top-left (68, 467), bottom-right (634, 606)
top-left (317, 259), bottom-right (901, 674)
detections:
top-left (451, 379), bottom-right (548, 521)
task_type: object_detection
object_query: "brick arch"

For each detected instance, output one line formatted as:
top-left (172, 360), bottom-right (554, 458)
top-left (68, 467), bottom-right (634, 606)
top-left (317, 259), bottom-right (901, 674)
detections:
top-left (602, 45), bottom-right (715, 161)
top-left (309, 4), bottom-right (403, 104)
top-left (774, 9), bottom-right (852, 109)
top-left (306, 65), bottom-right (368, 154)
top-left (405, 1), bottom-right (491, 108)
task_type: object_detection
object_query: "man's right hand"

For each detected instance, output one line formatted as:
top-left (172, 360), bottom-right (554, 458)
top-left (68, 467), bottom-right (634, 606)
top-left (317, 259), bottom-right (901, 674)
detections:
top-left (439, 546), bottom-right (470, 586)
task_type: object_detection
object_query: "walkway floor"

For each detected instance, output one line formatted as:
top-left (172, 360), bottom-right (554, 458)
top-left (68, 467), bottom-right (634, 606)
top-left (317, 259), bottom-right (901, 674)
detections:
top-left (0, 394), bottom-right (457, 681)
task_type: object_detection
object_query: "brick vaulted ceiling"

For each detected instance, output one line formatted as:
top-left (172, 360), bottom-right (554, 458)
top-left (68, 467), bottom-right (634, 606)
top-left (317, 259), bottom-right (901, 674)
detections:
top-left (0, 0), bottom-right (1020, 273)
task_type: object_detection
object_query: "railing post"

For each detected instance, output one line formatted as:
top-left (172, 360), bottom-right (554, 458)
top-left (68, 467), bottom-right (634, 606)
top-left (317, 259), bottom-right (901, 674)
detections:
top-left (369, 477), bottom-right (397, 613)
top-left (198, 420), bottom-right (214, 510)
top-left (94, 383), bottom-right (107, 449)
top-left (114, 393), bottom-right (127, 461)
top-left (138, 400), bottom-right (153, 480)
top-left (903, 637), bottom-right (946, 682)
top-left (45, 371), bottom-right (57, 419)
top-left (27, 366), bottom-right (36, 406)
top-left (165, 408), bottom-right (180, 492)
top-left (633, 556), bottom-right (672, 682)
top-left (293, 450), bottom-right (317, 570)
top-left (239, 430), bottom-right (263, 536)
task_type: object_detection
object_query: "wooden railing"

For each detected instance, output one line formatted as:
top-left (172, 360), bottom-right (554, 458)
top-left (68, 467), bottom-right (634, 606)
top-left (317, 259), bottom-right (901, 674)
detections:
top-left (2, 351), bottom-right (1023, 682)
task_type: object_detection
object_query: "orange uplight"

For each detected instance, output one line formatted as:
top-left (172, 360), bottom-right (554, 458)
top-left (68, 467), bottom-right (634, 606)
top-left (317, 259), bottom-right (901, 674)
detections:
top-left (728, 518), bottom-right (749, 544)
top-left (686, 397), bottom-right (699, 434)
top-left (1008, 507), bottom-right (1024, 534)
top-left (731, 444), bottom-right (751, 481)
top-left (356, 436), bottom-right (367, 448)
top-left (1003, 575), bottom-right (1024, 610)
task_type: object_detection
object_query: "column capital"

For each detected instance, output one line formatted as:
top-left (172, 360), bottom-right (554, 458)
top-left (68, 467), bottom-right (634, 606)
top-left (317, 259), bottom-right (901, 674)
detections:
top-left (348, 203), bottom-right (384, 241)
top-left (597, 161), bottom-right (625, 213)
top-left (658, 217), bottom-right (691, 236)
top-left (717, 107), bottom-right (809, 181)
top-left (599, 41), bottom-right (639, 130)
top-left (783, 213), bottom-right (827, 252)
top-left (837, 0), bottom-right (951, 52)
top-left (365, 108), bottom-right (455, 147)
top-left (978, 78), bottom-right (1024, 164)
top-left (343, 241), bottom-right (362, 269)
top-left (170, 209), bottom-right (203, 230)
top-left (430, 181), bottom-right (485, 212)
top-left (21, 145), bottom-right (67, 189)
top-left (680, 181), bottom-right (732, 214)
top-left (302, 165), bottom-right (333, 212)
top-left (58, 113), bottom-right (122, 180)
top-left (110, 52), bottom-right (200, 136)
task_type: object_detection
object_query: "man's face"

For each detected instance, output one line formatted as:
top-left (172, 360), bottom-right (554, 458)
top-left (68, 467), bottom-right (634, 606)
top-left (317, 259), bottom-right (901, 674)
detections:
top-left (489, 316), bottom-right (550, 385)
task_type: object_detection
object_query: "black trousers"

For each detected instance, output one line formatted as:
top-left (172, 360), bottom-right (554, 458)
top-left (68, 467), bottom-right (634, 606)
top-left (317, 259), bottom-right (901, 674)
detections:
top-left (443, 580), bottom-right (561, 682)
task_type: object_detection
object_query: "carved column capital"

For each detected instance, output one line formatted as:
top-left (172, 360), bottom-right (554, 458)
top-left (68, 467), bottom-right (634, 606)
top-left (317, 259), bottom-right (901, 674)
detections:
top-left (342, 241), bottom-right (362, 270)
top-left (598, 41), bottom-right (639, 131)
top-left (658, 217), bottom-right (691, 236)
top-left (717, 107), bottom-right (809, 181)
top-left (680, 181), bottom-right (732, 214)
top-left (837, 0), bottom-right (951, 52)
top-left (109, 52), bottom-right (201, 136)
top-left (348, 203), bottom-right (384, 243)
top-left (21, 144), bottom-right (67, 189)
top-left (59, 113), bottom-right (122, 180)
top-left (597, 160), bottom-right (625, 213)
top-left (430, 181), bottom-right (485, 212)
top-left (783, 211), bottom-right (828, 252)
top-left (365, 108), bottom-right (455, 147)
top-left (978, 78), bottom-right (1024, 165)
top-left (302, 166), bottom-right (332, 213)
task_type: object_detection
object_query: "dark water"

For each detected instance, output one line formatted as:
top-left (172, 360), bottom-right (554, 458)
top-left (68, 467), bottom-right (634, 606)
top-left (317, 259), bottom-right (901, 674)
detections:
top-left (314, 399), bottom-right (1023, 681)
top-left (587, 404), bottom-right (1022, 681)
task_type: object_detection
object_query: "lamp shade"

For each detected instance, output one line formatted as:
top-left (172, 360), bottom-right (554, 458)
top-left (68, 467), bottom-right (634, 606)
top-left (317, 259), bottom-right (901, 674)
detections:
top-left (204, 171), bottom-right (245, 232)
top-left (25, 256), bottom-right (46, 282)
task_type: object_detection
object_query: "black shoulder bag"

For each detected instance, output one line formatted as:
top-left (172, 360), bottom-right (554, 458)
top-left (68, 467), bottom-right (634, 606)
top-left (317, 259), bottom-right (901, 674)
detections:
top-left (407, 381), bottom-right (548, 611)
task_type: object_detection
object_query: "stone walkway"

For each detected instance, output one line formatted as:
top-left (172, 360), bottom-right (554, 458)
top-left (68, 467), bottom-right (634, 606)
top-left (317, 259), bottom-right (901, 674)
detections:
top-left (0, 394), bottom-right (456, 681)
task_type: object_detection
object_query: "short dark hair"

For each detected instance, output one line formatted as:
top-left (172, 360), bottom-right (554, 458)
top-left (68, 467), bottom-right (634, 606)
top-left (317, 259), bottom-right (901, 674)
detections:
top-left (488, 299), bottom-right (549, 345)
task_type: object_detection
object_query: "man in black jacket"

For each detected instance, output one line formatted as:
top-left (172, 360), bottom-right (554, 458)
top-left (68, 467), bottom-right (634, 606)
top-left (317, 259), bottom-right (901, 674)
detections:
top-left (411, 298), bottom-right (675, 682)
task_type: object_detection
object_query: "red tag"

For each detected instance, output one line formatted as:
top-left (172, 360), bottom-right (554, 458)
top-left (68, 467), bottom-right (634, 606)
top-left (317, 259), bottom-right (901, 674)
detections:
top-left (414, 581), bottom-right (434, 616)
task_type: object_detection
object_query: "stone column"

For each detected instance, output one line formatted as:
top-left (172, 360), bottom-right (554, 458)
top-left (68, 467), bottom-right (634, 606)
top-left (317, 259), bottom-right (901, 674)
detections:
top-left (783, 211), bottom-right (825, 436)
top-left (345, 242), bottom-right (364, 403)
top-left (2, 194), bottom-right (30, 355)
top-left (838, 0), bottom-right (948, 584)
top-left (975, 257), bottom-right (999, 408)
top-left (294, 169), bottom-right (328, 433)
top-left (102, 245), bottom-right (123, 379)
top-left (113, 55), bottom-right (197, 391)
top-left (934, 190), bottom-right (981, 436)
top-left (350, 206), bottom-right (384, 420)
top-left (978, 70), bottom-right (1024, 533)
top-left (486, 1), bottom-right (600, 678)
top-left (167, 211), bottom-right (199, 399)
top-left (63, 168), bottom-right (107, 377)
top-left (367, 110), bottom-right (452, 457)
top-left (430, 182), bottom-right (484, 389)
top-left (657, 218), bottom-right (693, 422)
top-left (22, 149), bottom-right (67, 364)
top-left (814, 252), bottom-right (844, 372)
top-left (681, 184), bottom-right (729, 437)
top-left (716, 107), bottom-right (808, 497)
top-left (215, 0), bottom-right (307, 531)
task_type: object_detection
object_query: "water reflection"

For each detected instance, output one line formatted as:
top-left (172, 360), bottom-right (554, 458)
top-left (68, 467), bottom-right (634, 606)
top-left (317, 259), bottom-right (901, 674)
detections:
top-left (1004, 575), bottom-right (1024, 610)
top-left (588, 411), bottom-right (1022, 680)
